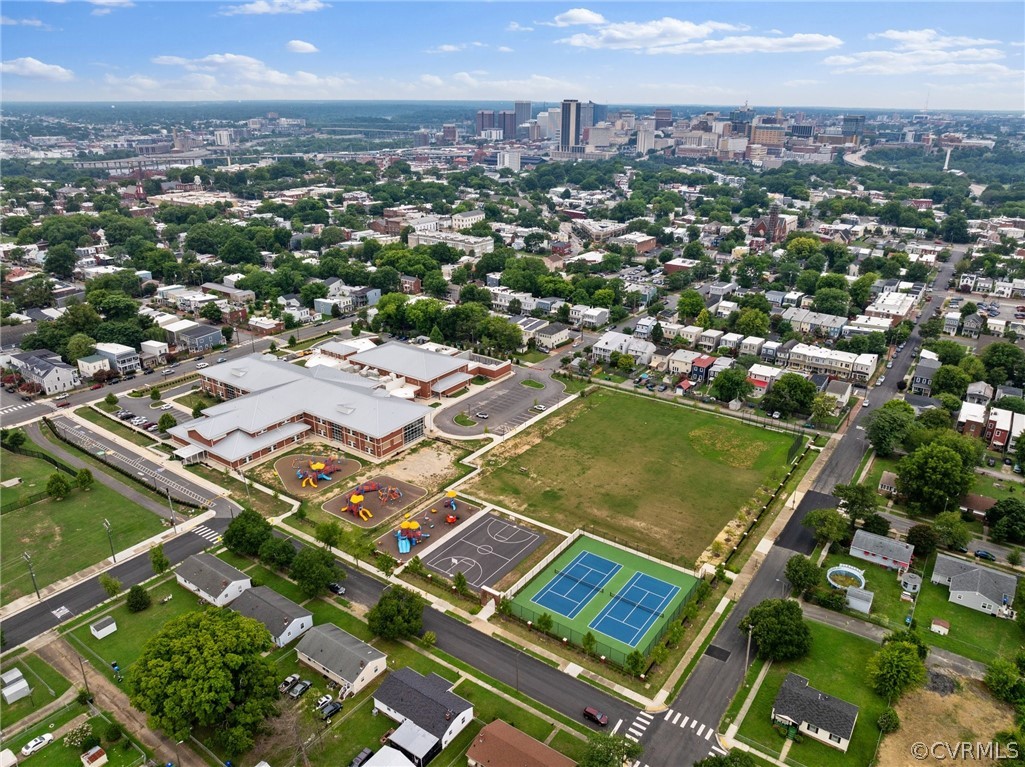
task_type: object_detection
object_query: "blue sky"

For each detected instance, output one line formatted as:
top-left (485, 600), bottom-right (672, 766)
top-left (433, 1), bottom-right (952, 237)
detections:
top-left (1, 2), bottom-right (1023, 110)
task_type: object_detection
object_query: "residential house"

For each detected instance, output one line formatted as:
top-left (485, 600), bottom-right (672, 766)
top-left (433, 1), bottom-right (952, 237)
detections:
top-left (374, 667), bottom-right (474, 766)
top-left (511, 317), bottom-right (548, 348)
top-left (985, 407), bottom-right (1025, 451)
top-left (77, 354), bottom-right (111, 379)
top-left (248, 317), bottom-right (284, 336)
top-left (535, 323), bottom-right (570, 352)
top-left (911, 358), bottom-right (941, 397)
top-left (591, 332), bottom-right (656, 367)
top-left (295, 624), bottom-right (387, 698)
top-left (466, 720), bottom-right (575, 767)
top-left (400, 275), bottom-right (423, 295)
top-left (719, 332), bottom-right (744, 352)
top-left (175, 553), bottom-right (251, 607)
top-left (93, 342), bottom-right (141, 377)
top-left (649, 345), bottom-right (674, 372)
top-left (580, 307), bottom-right (610, 328)
top-left (878, 471), bottom-right (898, 495)
top-left (230, 586), bottom-right (312, 647)
top-left (178, 324), bottom-right (223, 353)
top-left (678, 325), bottom-right (702, 347)
top-left (824, 379), bottom-right (852, 408)
top-left (957, 402), bottom-right (987, 439)
top-left (6, 350), bottom-right (80, 395)
top-left (966, 381), bottom-right (995, 407)
top-left (667, 349), bottom-right (702, 376)
top-left (772, 673), bottom-right (859, 753)
top-left (849, 530), bottom-right (914, 571)
top-left (740, 336), bottom-right (765, 357)
top-left (715, 299), bottom-right (739, 319)
top-left (781, 307), bottom-right (848, 338)
top-left (931, 554), bottom-right (1018, 618)
top-left (698, 329), bottom-right (724, 351)
top-left (689, 355), bottom-right (716, 383)
top-left (708, 281), bottom-right (738, 299)
top-left (708, 357), bottom-right (735, 381)
top-left (962, 314), bottom-right (985, 338)
top-left (760, 340), bottom-right (782, 364)
top-left (943, 311), bottom-right (962, 336)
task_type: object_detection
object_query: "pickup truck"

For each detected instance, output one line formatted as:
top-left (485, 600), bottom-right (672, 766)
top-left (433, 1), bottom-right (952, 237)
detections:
top-left (278, 674), bottom-right (299, 693)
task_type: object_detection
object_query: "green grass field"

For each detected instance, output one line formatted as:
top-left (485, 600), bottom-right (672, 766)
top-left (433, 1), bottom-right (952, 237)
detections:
top-left (1, 449), bottom-right (55, 507)
top-left (735, 622), bottom-right (888, 767)
top-left (469, 390), bottom-right (793, 563)
top-left (0, 450), bottom-right (166, 605)
top-left (0, 652), bottom-right (72, 728)
top-left (74, 407), bottom-right (157, 448)
top-left (509, 536), bottom-right (697, 664)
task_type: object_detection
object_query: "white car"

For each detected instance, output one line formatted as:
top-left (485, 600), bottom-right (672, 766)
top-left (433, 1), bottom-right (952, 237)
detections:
top-left (160, 404), bottom-right (173, 411)
top-left (314, 694), bottom-right (333, 710)
top-left (21, 734), bottom-right (53, 757)
top-left (195, 362), bottom-right (209, 369)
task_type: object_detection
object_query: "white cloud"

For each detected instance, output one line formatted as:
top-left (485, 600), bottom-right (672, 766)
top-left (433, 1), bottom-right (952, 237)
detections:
top-left (419, 74), bottom-right (444, 87)
top-left (286, 39), bottom-right (318, 53)
top-left (506, 21), bottom-right (532, 33)
top-left (497, 46), bottom-right (514, 53)
top-left (426, 41), bottom-right (487, 54)
top-left (2, 16), bottom-right (50, 27)
top-left (542, 8), bottom-right (607, 27)
top-left (88, 0), bottom-right (133, 14)
top-left (145, 51), bottom-right (353, 97)
top-left (784, 79), bottom-right (821, 87)
top-left (870, 28), bottom-right (1001, 50)
top-left (0, 56), bottom-right (74, 80)
top-left (558, 17), bottom-right (744, 50)
top-left (403, 71), bottom-right (576, 100)
top-left (220, 0), bottom-right (325, 16)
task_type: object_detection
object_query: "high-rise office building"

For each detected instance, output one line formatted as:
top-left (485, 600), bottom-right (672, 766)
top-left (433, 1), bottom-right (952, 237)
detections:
top-left (475, 110), bottom-right (495, 136)
top-left (560, 99), bottom-right (581, 151)
top-left (442, 124), bottom-right (458, 145)
top-left (654, 108), bottom-right (673, 130)
top-left (498, 110), bottom-right (517, 140)
top-left (636, 129), bottom-right (655, 155)
top-left (514, 101), bottom-right (531, 137)
top-left (591, 102), bottom-right (608, 124)
top-left (579, 101), bottom-right (594, 130)
top-left (842, 115), bottom-right (866, 140)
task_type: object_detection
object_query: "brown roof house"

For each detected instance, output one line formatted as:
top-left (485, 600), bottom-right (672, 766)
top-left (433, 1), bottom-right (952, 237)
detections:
top-left (466, 720), bottom-right (576, 767)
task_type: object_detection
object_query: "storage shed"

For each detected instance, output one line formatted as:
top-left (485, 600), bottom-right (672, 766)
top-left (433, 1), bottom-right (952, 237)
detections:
top-left (90, 616), bottom-right (117, 640)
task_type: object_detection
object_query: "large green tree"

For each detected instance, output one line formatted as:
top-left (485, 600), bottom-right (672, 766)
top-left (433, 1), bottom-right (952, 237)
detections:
top-left (290, 546), bottom-right (340, 599)
top-left (897, 443), bottom-right (974, 513)
top-left (868, 641), bottom-right (927, 700)
top-left (762, 373), bottom-right (817, 417)
top-left (740, 599), bottom-right (812, 662)
top-left (933, 511), bottom-right (971, 550)
top-left (865, 400), bottom-right (916, 457)
top-left (222, 508), bottom-right (272, 556)
top-left (784, 555), bottom-right (821, 594)
top-left (126, 610), bottom-right (277, 756)
top-left (368, 586), bottom-right (425, 640)
top-left (803, 507), bottom-right (848, 545)
top-left (710, 367), bottom-right (754, 403)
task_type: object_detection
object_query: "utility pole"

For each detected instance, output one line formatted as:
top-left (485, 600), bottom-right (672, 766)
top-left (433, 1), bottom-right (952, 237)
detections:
top-left (23, 552), bottom-right (40, 599)
top-left (102, 519), bottom-right (116, 562)
top-left (744, 623), bottom-right (753, 682)
top-left (167, 488), bottom-right (177, 532)
top-left (77, 652), bottom-right (91, 699)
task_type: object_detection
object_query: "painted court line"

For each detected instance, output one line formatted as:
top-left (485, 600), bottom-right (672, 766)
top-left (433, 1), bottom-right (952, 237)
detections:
top-left (531, 549), bottom-right (621, 620)
top-left (423, 513), bottom-right (541, 588)
top-left (588, 572), bottom-right (680, 647)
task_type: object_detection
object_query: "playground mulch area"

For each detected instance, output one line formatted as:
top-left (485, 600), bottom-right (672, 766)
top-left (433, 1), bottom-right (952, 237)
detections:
top-left (375, 497), bottom-right (482, 559)
top-left (273, 453), bottom-right (360, 497)
top-left (321, 475), bottom-right (426, 529)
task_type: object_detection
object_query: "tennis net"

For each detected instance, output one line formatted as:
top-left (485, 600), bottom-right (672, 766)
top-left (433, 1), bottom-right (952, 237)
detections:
top-left (610, 590), bottom-right (663, 617)
top-left (556, 567), bottom-right (605, 592)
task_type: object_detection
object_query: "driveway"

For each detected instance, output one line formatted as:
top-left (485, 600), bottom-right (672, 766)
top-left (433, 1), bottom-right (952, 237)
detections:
top-left (433, 368), bottom-right (569, 436)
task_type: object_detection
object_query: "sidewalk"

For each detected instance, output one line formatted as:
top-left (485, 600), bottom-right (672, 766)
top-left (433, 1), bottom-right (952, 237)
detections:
top-left (3, 686), bottom-right (79, 740)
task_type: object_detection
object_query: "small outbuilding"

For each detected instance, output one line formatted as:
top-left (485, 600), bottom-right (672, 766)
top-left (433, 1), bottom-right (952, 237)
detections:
top-left (90, 616), bottom-right (117, 640)
top-left (80, 746), bottom-right (108, 767)
top-left (931, 619), bottom-right (950, 636)
top-left (901, 572), bottom-right (922, 594)
top-left (845, 587), bottom-right (874, 615)
top-left (1, 668), bottom-right (30, 704)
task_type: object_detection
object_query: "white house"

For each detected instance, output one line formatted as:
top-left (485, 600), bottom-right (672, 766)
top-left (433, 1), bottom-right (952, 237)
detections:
top-left (295, 624), bottom-right (387, 697)
top-left (175, 553), bottom-right (251, 607)
top-left (230, 586), bottom-right (312, 647)
top-left (931, 554), bottom-right (1018, 618)
top-left (535, 323), bottom-right (571, 351)
top-left (591, 331), bottom-right (656, 366)
top-left (772, 673), bottom-right (859, 753)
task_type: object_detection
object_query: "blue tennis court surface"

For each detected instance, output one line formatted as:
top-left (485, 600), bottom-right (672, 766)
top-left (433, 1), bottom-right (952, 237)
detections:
top-left (589, 573), bottom-right (680, 647)
top-left (531, 550), bottom-right (621, 619)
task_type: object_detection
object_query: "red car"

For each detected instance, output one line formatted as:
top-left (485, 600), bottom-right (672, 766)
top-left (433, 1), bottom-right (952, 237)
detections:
top-left (90, 383), bottom-right (104, 390)
top-left (56, 401), bottom-right (72, 408)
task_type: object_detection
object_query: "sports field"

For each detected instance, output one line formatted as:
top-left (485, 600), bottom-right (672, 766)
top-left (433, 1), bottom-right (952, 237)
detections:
top-left (468, 390), bottom-right (794, 563)
top-left (508, 536), bottom-right (697, 664)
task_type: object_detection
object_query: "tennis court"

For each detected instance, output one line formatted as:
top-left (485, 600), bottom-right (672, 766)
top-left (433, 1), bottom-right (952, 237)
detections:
top-left (531, 551), bottom-right (621, 619)
top-left (589, 572), bottom-right (680, 647)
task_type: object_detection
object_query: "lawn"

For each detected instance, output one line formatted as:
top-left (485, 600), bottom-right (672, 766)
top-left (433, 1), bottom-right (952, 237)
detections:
top-left (175, 390), bottom-right (217, 412)
top-left (970, 471), bottom-right (1025, 504)
top-left (66, 580), bottom-right (202, 680)
top-left (0, 449), bottom-right (55, 507)
top-left (187, 463), bottom-right (293, 518)
top-left (5, 704), bottom-right (91, 762)
top-left (17, 713), bottom-right (147, 767)
top-left (0, 651), bottom-right (72, 728)
top-left (453, 679), bottom-right (555, 742)
top-left (0, 450), bottom-right (166, 605)
top-left (821, 552), bottom-right (914, 631)
top-left (515, 350), bottom-right (550, 364)
top-left (734, 622), bottom-right (888, 767)
top-left (74, 407), bottom-right (157, 448)
top-left (520, 378), bottom-right (545, 390)
top-left (454, 414), bottom-right (477, 427)
top-left (467, 389), bottom-right (793, 564)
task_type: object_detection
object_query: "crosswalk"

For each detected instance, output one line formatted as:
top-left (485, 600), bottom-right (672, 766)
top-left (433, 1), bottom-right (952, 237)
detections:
top-left (0, 402), bottom-right (35, 418)
top-left (192, 525), bottom-right (222, 544)
top-left (624, 710), bottom-right (654, 742)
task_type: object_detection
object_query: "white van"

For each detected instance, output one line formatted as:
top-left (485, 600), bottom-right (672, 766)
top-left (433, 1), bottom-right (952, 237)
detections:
top-left (196, 362), bottom-right (209, 369)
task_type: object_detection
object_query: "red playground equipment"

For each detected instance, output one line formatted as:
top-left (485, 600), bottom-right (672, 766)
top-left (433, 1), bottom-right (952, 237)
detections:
top-left (343, 493), bottom-right (372, 521)
top-left (355, 481), bottom-right (382, 494)
top-left (378, 486), bottom-right (403, 504)
top-left (294, 457), bottom-right (344, 489)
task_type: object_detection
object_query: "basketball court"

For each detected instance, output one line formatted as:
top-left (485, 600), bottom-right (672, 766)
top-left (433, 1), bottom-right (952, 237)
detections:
top-left (421, 513), bottom-right (545, 589)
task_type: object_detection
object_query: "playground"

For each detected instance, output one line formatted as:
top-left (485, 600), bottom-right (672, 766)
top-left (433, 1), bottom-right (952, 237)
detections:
top-left (419, 512), bottom-right (545, 590)
top-left (273, 453), bottom-right (360, 496)
top-left (507, 536), bottom-right (697, 664)
top-left (321, 475), bottom-right (426, 528)
top-left (376, 493), bottom-right (482, 556)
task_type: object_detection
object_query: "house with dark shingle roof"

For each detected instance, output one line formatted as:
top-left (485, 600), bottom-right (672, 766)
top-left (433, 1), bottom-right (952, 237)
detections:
top-left (931, 553), bottom-right (1018, 618)
top-left (175, 553), bottom-right (251, 607)
top-left (373, 667), bottom-right (473, 766)
top-left (295, 624), bottom-right (386, 697)
top-left (229, 586), bottom-right (311, 647)
top-left (849, 529), bottom-right (914, 571)
top-left (772, 673), bottom-right (859, 752)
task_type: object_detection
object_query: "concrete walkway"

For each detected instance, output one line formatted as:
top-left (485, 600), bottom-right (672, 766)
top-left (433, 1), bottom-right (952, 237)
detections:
top-left (4, 686), bottom-right (79, 739)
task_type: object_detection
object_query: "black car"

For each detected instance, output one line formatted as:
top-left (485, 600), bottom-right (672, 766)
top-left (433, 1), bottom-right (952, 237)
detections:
top-left (349, 748), bottom-right (374, 767)
top-left (321, 701), bottom-right (343, 720)
top-left (328, 582), bottom-right (347, 596)
top-left (975, 549), bottom-right (997, 561)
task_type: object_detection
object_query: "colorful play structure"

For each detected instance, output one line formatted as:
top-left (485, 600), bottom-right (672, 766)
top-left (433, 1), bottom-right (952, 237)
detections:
top-left (294, 457), bottom-right (345, 489)
top-left (379, 486), bottom-right (403, 504)
top-left (395, 520), bottom-right (429, 554)
top-left (354, 481), bottom-right (382, 494)
top-left (344, 493), bottom-right (373, 521)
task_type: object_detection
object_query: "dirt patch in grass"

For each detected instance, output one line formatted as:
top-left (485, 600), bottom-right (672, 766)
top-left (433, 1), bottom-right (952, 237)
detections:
top-left (271, 452), bottom-right (360, 497)
top-left (383, 441), bottom-right (470, 492)
top-left (689, 425), bottom-right (769, 468)
top-left (877, 677), bottom-right (1014, 766)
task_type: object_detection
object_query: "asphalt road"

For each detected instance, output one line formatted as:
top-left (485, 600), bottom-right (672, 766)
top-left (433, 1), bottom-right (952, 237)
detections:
top-left (432, 368), bottom-right (569, 436)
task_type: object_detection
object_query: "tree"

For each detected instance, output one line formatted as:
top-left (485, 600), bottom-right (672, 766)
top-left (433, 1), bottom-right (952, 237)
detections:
top-left (983, 658), bottom-right (1022, 704)
top-left (150, 388), bottom-right (161, 401)
top-left (811, 393), bottom-right (837, 425)
top-left (784, 554), bottom-right (821, 594)
top-left (1008, 547), bottom-right (1023, 567)
top-left (157, 413), bottom-right (177, 432)
top-left (735, 308), bottom-right (769, 338)
top-left (617, 354), bottom-right (635, 374)
top-left (580, 734), bottom-right (644, 767)
top-left (222, 507), bottom-right (272, 556)
top-left (897, 443), bottom-right (974, 513)
top-left (290, 546), bottom-right (339, 598)
top-left (932, 365), bottom-right (971, 399)
top-left (367, 586), bottom-right (425, 640)
top-left (149, 544), bottom-right (170, 575)
top-left (710, 366), bottom-right (754, 403)
top-left (906, 525), bottom-right (938, 558)
top-left (75, 468), bottom-right (93, 490)
top-left (986, 498), bottom-right (1025, 545)
top-left (882, 629), bottom-right (929, 660)
top-left (199, 303), bottom-right (223, 324)
top-left (740, 599), bottom-right (811, 661)
top-left (803, 507), bottom-right (848, 545)
top-left (812, 288), bottom-right (850, 317)
top-left (762, 373), bottom-right (817, 417)
top-left (694, 753), bottom-right (758, 767)
top-left (862, 514), bottom-right (891, 536)
top-left (933, 510), bottom-right (971, 550)
top-left (677, 290), bottom-right (705, 320)
top-left (45, 242), bottom-right (77, 279)
top-left (126, 584), bottom-right (152, 613)
top-left (259, 536), bottom-right (296, 570)
top-left (99, 573), bottom-right (121, 598)
top-left (314, 521), bottom-right (344, 550)
top-left (126, 610), bottom-right (277, 755)
top-left (877, 708), bottom-right (901, 734)
top-left (47, 472), bottom-right (72, 500)
top-left (221, 325), bottom-right (234, 344)
top-left (868, 641), bottom-right (927, 700)
top-left (103, 392), bottom-right (118, 407)
top-left (832, 483), bottom-right (878, 528)
top-left (66, 333), bottom-right (97, 362)
top-left (865, 400), bottom-right (916, 457)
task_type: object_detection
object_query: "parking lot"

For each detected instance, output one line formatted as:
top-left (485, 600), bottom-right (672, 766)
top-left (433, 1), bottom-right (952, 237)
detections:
top-left (433, 369), bottom-right (570, 436)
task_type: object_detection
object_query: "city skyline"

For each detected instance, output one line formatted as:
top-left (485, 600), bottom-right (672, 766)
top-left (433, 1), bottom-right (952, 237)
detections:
top-left (1, 2), bottom-right (1023, 110)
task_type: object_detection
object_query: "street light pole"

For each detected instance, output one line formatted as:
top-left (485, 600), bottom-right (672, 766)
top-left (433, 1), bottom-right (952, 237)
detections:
top-left (23, 552), bottom-right (40, 599)
top-left (103, 519), bottom-right (116, 562)
top-left (744, 623), bottom-right (753, 682)
top-left (166, 488), bottom-right (177, 533)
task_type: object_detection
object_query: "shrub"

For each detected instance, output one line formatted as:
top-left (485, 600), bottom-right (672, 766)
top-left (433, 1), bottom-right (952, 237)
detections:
top-left (126, 584), bottom-right (152, 613)
top-left (877, 708), bottom-right (900, 733)
top-left (421, 631), bottom-right (437, 647)
top-left (103, 722), bottom-right (123, 742)
top-left (64, 723), bottom-right (94, 749)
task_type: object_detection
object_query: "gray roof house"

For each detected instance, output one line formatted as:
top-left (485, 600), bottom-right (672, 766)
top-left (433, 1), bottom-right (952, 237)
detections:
top-left (295, 624), bottom-right (387, 697)
top-left (931, 553), bottom-right (1018, 618)
top-left (230, 586), bottom-right (312, 647)
top-left (849, 529), bottom-right (914, 570)
top-left (175, 553), bottom-right (251, 607)
top-left (772, 672), bottom-right (859, 752)
top-left (966, 381), bottom-right (995, 406)
top-left (911, 357), bottom-right (941, 396)
top-left (374, 667), bottom-right (473, 766)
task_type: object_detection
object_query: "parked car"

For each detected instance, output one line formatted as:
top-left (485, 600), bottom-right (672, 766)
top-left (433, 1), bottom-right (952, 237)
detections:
top-left (876, 376), bottom-right (886, 386)
top-left (90, 383), bottom-right (104, 390)
top-left (975, 550), bottom-right (997, 561)
top-left (657, 384), bottom-right (668, 392)
top-left (196, 362), bottom-right (209, 369)
top-left (56, 401), bottom-right (71, 408)
top-left (321, 701), bottom-right (343, 720)
top-left (771, 411), bottom-right (781, 419)
top-left (474, 412), bottom-right (489, 420)
top-left (279, 674), bottom-right (300, 693)
top-left (349, 748), bottom-right (374, 767)
top-left (327, 582), bottom-right (346, 596)
top-left (21, 734), bottom-right (54, 757)
top-left (289, 680), bottom-right (312, 699)
top-left (54, 393), bottom-right (68, 400)
top-left (1005, 458), bottom-right (1014, 465)
top-left (862, 399), bottom-right (870, 408)
top-left (886, 361), bottom-right (893, 369)
top-left (217, 357), bottom-right (228, 363)
top-left (314, 694), bottom-right (333, 710)
top-left (144, 369), bottom-right (154, 375)
top-left (583, 707), bottom-right (609, 726)
top-left (988, 458), bottom-right (997, 467)
top-left (195, 356), bottom-right (205, 361)
top-left (160, 404), bottom-right (173, 411)
top-left (532, 404), bottom-right (547, 412)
